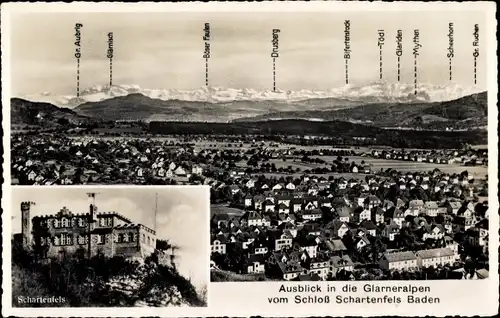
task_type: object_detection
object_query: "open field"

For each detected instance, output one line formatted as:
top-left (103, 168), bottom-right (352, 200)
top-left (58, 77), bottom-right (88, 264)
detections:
top-left (61, 136), bottom-right (487, 179)
top-left (308, 156), bottom-right (488, 179)
top-left (269, 158), bottom-right (325, 170)
top-left (471, 144), bottom-right (488, 150)
top-left (249, 172), bottom-right (372, 180)
top-left (346, 156), bottom-right (488, 179)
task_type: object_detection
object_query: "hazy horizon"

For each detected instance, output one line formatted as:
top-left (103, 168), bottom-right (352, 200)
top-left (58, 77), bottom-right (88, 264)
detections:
top-left (9, 11), bottom-right (487, 96)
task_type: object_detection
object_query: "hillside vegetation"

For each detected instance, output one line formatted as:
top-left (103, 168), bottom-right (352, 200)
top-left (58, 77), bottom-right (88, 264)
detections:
top-left (11, 241), bottom-right (206, 307)
top-left (148, 119), bottom-right (487, 149)
top-left (11, 98), bottom-right (89, 127)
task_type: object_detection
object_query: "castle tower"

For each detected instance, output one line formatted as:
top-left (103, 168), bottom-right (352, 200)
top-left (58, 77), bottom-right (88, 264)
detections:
top-left (21, 201), bottom-right (32, 250)
top-left (88, 203), bottom-right (98, 258)
top-left (87, 192), bottom-right (99, 258)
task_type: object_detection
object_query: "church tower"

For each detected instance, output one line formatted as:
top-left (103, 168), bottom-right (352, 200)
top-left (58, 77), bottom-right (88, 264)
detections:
top-left (21, 201), bottom-right (33, 250)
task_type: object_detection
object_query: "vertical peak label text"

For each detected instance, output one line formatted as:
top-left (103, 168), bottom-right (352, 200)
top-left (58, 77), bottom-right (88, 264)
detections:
top-left (74, 23), bottom-right (83, 97)
top-left (396, 30), bottom-right (403, 82)
top-left (377, 29), bottom-right (385, 80)
top-left (473, 24), bottom-right (479, 85)
top-left (412, 29), bottom-right (421, 94)
top-left (447, 22), bottom-right (454, 81)
top-left (203, 23), bottom-right (211, 86)
top-left (107, 32), bottom-right (114, 86)
top-left (271, 29), bottom-right (280, 91)
top-left (344, 20), bottom-right (351, 84)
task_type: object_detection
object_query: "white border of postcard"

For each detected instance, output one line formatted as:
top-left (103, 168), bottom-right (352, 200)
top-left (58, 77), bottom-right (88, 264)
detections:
top-left (2, 1), bottom-right (499, 317)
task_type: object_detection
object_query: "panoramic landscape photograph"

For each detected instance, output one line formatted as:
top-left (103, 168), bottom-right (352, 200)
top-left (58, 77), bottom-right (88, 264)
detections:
top-left (7, 10), bottom-right (489, 284)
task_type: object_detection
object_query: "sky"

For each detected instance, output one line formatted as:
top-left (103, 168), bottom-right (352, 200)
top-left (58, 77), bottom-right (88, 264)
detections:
top-left (11, 186), bottom-right (209, 290)
top-left (8, 10), bottom-right (487, 95)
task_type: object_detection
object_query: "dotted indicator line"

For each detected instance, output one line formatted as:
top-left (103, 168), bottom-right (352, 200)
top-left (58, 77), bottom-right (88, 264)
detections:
top-left (379, 47), bottom-right (383, 80)
top-left (345, 59), bottom-right (349, 85)
top-left (76, 58), bottom-right (80, 97)
top-left (397, 56), bottom-right (401, 82)
top-left (473, 57), bottom-right (477, 85)
top-left (273, 57), bottom-right (276, 91)
top-left (449, 58), bottom-right (452, 81)
top-left (413, 57), bottom-right (417, 95)
top-left (109, 58), bottom-right (113, 86)
top-left (205, 58), bottom-right (209, 86)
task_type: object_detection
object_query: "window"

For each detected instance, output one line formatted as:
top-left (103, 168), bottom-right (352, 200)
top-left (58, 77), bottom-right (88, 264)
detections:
top-left (147, 236), bottom-right (151, 245)
top-left (142, 234), bottom-right (145, 243)
top-left (77, 236), bottom-right (86, 245)
top-left (78, 218), bottom-right (85, 228)
top-left (60, 233), bottom-right (73, 246)
top-left (104, 218), bottom-right (113, 227)
top-left (61, 218), bottom-right (70, 228)
top-left (128, 233), bottom-right (134, 242)
top-left (97, 234), bottom-right (105, 244)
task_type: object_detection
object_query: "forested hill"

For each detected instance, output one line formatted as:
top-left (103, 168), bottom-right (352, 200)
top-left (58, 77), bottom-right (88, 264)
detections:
top-left (148, 119), bottom-right (487, 149)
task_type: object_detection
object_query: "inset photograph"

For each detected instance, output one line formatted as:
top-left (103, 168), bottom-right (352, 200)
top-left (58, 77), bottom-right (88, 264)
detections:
top-left (10, 186), bottom-right (208, 307)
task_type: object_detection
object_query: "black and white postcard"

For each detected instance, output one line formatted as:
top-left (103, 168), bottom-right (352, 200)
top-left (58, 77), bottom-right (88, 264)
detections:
top-left (1, 1), bottom-right (498, 317)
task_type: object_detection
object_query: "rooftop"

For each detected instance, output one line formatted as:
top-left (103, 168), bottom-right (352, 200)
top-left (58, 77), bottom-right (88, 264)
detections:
top-left (416, 248), bottom-right (455, 259)
top-left (383, 251), bottom-right (417, 262)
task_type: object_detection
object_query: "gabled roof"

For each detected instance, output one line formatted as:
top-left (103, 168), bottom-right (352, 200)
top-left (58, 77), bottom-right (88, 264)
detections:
top-left (359, 220), bottom-right (377, 230)
top-left (277, 261), bottom-right (302, 274)
top-left (382, 200), bottom-right (395, 209)
top-left (432, 224), bottom-right (446, 233)
top-left (331, 255), bottom-right (354, 267)
top-left (424, 201), bottom-right (439, 209)
top-left (291, 198), bottom-right (305, 204)
top-left (241, 211), bottom-right (263, 221)
top-left (416, 247), bottom-right (455, 259)
top-left (294, 234), bottom-right (318, 247)
top-left (355, 235), bottom-right (371, 246)
top-left (383, 251), bottom-right (417, 262)
top-left (247, 253), bottom-right (266, 265)
top-left (385, 223), bottom-right (400, 233)
top-left (385, 207), bottom-right (404, 219)
top-left (365, 195), bottom-right (381, 203)
top-left (409, 200), bottom-right (425, 208)
top-left (325, 239), bottom-right (347, 252)
top-left (447, 201), bottom-right (462, 209)
top-left (337, 206), bottom-right (354, 217)
top-left (301, 209), bottom-right (322, 216)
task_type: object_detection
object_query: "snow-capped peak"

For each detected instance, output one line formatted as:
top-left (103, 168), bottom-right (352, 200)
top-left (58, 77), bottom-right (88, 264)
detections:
top-left (18, 82), bottom-right (481, 108)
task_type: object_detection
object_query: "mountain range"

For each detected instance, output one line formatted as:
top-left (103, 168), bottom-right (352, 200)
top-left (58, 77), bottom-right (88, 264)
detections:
top-left (11, 87), bottom-right (487, 131)
top-left (72, 93), bottom-right (365, 122)
top-left (19, 81), bottom-right (482, 108)
top-left (235, 92), bottom-right (488, 130)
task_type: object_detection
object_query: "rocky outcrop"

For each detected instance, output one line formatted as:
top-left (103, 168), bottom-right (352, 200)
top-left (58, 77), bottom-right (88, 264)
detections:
top-left (81, 260), bottom-right (200, 307)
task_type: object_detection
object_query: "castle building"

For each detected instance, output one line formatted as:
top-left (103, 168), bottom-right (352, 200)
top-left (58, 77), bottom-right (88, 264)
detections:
top-left (21, 201), bottom-right (156, 259)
